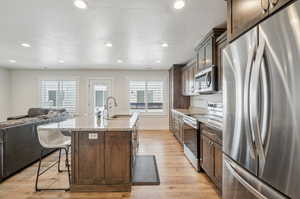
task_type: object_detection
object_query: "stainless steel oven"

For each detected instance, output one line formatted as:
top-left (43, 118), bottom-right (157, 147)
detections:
top-left (183, 115), bottom-right (200, 171)
top-left (195, 65), bottom-right (217, 93)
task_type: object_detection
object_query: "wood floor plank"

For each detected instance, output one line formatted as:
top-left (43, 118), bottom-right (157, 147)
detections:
top-left (0, 130), bottom-right (220, 199)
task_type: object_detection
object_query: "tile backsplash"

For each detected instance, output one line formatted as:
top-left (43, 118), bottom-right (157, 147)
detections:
top-left (190, 93), bottom-right (223, 110)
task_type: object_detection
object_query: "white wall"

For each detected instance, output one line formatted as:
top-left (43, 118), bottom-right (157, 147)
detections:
top-left (10, 69), bottom-right (169, 130)
top-left (0, 68), bottom-right (11, 121)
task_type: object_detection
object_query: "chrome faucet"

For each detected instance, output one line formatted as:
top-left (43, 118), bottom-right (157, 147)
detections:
top-left (104, 96), bottom-right (118, 119)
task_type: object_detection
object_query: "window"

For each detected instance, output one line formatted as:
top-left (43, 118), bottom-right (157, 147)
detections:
top-left (129, 80), bottom-right (164, 113)
top-left (40, 80), bottom-right (78, 113)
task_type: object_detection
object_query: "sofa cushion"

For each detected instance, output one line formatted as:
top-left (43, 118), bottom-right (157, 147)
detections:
top-left (28, 108), bottom-right (49, 117)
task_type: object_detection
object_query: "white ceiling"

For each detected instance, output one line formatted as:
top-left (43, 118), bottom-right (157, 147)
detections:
top-left (0, 0), bottom-right (226, 70)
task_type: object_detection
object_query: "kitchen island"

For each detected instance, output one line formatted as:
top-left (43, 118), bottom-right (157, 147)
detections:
top-left (38, 112), bottom-right (139, 192)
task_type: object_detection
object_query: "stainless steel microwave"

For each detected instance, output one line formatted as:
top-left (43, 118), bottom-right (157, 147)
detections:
top-left (195, 65), bottom-right (217, 93)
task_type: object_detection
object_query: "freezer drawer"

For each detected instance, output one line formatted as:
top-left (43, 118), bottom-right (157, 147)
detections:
top-left (223, 155), bottom-right (288, 199)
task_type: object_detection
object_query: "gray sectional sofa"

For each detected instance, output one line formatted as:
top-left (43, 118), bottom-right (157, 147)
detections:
top-left (0, 108), bottom-right (70, 181)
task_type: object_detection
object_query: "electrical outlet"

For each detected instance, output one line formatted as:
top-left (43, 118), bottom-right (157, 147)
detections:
top-left (88, 133), bottom-right (98, 140)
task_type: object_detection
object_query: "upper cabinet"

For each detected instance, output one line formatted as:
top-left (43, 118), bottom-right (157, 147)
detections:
top-left (227, 0), bottom-right (295, 41)
top-left (182, 28), bottom-right (226, 95)
top-left (182, 58), bottom-right (197, 96)
top-left (216, 32), bottom-right (228, 91)
top-left (195, 29), bottom-right (226, 74)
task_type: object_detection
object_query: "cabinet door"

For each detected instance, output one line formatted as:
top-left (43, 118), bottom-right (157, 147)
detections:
top-left (178, 116), bottom-right (184, 144)
top-left (197, 47), bottom-right (205, 72)
top-left (188, 67), bottom-right (194, 95)
top-left (185, 70), bottom-right (189, 95)
top-left (132, 125), bottom-right (138, 164)
top-left (214, 143), bottom-right (223, 190)
top-left (175, 114), bottom-right (181, 142)
top-left (216, 36), bottom-right (227, 91)
top-left (182, 69), bottom-right (188, 96)
top-left (181, 70), bottom-right (185, 95)
top-left (170, 112), bottom-right (175, 134)
top-left (73, 132), bottom-right (105, 185)
top-left (228, 0), bottom-right (269, 40)
top-left (201, 135), bottom-right (213, 177)
top-left (204, 38), bottom-right (213, 67)
top-left (192, 65), bottom-right (197, 95)
top-left (105, 132), bottom-right (131, 185)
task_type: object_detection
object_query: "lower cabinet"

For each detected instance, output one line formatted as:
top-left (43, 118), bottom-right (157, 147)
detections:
top-left (201, 135), bottom-right (213, 176)
top-left (200, 125), bottom-right (223, 192)
top-left (73, 132), bottom-right (106, 185)
top-left (105, 132), bottom-right (131, 185)
top-left (170, 110), bottom-right (184, 145)
top-left (213, 142), bottom-right (222, 190)
top-left (72, 130), bottom-right (134, 191)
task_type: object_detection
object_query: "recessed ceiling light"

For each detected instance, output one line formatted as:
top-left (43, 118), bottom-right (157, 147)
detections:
top-left (117, 59), bottom-right (123, 63)
top-left (156, 60), bottom-right (161, 63)
top-left (105, 42), bottom-right (113, 47)
top-left (58, 60), bottom-right (65, 64)
top-left (74, 0), bottom-right (88, 9)
top-left (161, 42), bottom-right (168, 48)
top-left (21, 43), bottom-right (31, 48)
top-left (9, 59), bottom-right (16, 63)
top-left (174, 0), bottom-right (186, 10)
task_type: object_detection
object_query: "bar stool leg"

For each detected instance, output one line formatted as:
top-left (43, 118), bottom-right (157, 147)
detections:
top-left (58, 148), bottom-right (62, 173)
top-left (64, 147), bottom-right (71, 191)
top-left (35, 149), bottom-right (44, 192)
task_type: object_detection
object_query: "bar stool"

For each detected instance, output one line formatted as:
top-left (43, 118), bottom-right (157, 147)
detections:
top-left (35, 128), bottom-right (71, 192)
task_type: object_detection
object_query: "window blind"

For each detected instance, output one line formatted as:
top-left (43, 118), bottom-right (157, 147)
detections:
top-left (40, 80), bottom-right (78, 113)
top-left (129, 80), bottom-right (164, 113)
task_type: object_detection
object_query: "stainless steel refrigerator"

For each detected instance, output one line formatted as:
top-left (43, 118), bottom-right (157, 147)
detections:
top-left (223, 1), bottom-right (300, 198)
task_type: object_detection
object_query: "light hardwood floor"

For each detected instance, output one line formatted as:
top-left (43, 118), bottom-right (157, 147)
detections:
top-left (0, 130), bottom-right (221, 199)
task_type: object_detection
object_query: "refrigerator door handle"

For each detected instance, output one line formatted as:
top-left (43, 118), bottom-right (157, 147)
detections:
top-left (244, 43), bottom-right (257, 159)
top-left (225, 157), bottom-right (268, 199)
top-left (224, 156), bottom-right (289, 199)
top-left (250, 39), bottom-right (269, 172)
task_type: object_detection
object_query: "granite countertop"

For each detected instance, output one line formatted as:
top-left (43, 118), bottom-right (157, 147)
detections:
top-left (38, 112), bottom-right (140, 132)
top-left (172, 108), bottom-right (223, 131)
top-left (192, 115), bottom-right (223, 132)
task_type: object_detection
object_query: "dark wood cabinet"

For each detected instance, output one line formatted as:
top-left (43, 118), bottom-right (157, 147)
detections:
top-left (73, 132), bottom-right (105, 185)
top-left (197, 47), bottom-right (205, 72)
top-left (105, 132), bottom-right (131, 185)
top-left (201, 135), bottom-right (214, 177)
top-left (71, 129), bottom-right (137, 192)
top-left (227, 0), bottom-right (295, 41)
top-left (194, 28), bottom-right (226, 92)
top-left (171, 110), bottom-right (184, 145)
top-left (204, 38), bottom-right (213, 68)
top-left (216, 32), bottom-right (228, 91)
top-left (228, 0), bottom-right (268, 40)
top-left (182, 58), bottom-right (197, 96)
top-left (200, 125), bottom-right (223, 192)
top-left (214, 142), bottom-right (223, 190)
top-left (169, 65), bottom-right (190, 134)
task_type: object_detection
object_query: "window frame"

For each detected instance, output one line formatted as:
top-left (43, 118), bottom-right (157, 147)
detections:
top-left (38, 77), bottom-right (80, 115)
top-left (128, 79), bottom-right (167, 116)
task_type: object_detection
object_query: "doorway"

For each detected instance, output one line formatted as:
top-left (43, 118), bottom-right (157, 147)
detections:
top-left (88, 79), bottom-right (113, 115)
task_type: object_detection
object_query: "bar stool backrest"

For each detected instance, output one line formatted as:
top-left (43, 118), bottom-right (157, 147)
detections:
top-left (37, 129), bottom-right (68, 149)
